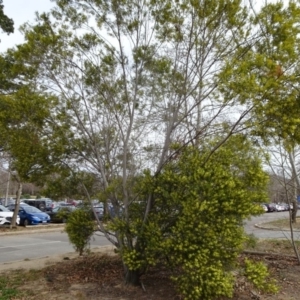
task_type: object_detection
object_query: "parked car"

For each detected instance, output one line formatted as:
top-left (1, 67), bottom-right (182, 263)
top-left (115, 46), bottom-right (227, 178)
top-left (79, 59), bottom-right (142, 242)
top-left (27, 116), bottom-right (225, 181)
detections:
top-left (6, 202), bottom-right (29, 211)
top-left (274, 203), bottom-right (285, 212)
top-left (261, 204), bottom-right (268, 212)
top-left (93, 203), bottom-right (104, 220)
top-left (11, 204), bottom-right (51, 226)
top-left (0, 198), bottom-right (15, 206)
top-left (58, 202), bottom-right (75, 207)
top-left (264, 203), bottom-right (276, 212)
top-left (41, 198), bottom-right (54, 211)
top-left (77, 202), bottom-right (104, 220)
top-left (0, 204), bottom-right (20, 225)
top-left (48, 205), bottom-right (76, 223)
top-left (22, 198), bottom-right (54, 212)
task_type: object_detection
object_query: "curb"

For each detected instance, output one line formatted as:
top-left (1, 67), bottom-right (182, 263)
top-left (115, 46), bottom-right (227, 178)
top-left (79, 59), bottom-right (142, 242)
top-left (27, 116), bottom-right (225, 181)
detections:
top-left (254, 223), bottom-right (300, 232)
top-left (0, 224), bottom-right (65, 236)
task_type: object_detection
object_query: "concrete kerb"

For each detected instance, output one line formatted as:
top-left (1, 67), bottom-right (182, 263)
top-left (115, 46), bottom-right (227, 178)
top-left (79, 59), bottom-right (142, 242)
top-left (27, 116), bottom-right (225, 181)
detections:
top-left (0, 224), bottom-right (66, 236)
top-left (255, 223), bottom-right (300, 232)
top-left (2, 223), bottom-right (300, 235)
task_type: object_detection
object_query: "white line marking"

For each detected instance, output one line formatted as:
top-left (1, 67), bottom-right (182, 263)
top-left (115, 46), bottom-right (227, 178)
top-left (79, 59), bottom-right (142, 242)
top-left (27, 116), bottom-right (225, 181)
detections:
top-left (0, 241), bottom-right (62, 249)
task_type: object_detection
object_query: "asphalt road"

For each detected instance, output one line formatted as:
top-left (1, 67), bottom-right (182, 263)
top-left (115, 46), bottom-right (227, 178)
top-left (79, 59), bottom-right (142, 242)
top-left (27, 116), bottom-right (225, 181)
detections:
top-left (0, 211), bottom-right (299, 265)
top-left (244, 211), bottom-right (300, 239)
top-left (0, 231), bottom-right (111, 264)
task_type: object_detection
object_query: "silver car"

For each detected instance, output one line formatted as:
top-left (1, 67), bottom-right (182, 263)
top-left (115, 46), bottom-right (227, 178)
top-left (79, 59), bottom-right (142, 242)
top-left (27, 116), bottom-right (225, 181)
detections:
top-left (0, 204), bottom-right (20, 225)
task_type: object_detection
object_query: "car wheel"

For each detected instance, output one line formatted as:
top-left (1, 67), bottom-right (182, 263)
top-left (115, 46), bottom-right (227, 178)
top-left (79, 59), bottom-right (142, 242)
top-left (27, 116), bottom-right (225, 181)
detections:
top-left (23, 219), bottom-right (31, 227)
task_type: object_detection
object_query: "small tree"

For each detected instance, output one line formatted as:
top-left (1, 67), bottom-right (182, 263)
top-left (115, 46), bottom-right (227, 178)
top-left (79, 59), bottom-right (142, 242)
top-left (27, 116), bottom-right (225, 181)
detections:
top-left (65, 209), bottom-right (95, 256)
top-left (116, 134), bottom-right (270, 298)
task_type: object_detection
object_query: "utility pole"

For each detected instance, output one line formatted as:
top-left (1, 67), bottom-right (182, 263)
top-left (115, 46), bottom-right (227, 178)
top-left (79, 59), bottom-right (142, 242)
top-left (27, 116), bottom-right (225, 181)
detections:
top-left (4, 163), bottom-right (11, 206)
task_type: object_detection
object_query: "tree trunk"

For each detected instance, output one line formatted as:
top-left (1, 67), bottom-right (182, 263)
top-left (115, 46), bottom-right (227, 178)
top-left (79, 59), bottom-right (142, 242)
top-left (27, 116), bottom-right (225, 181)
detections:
top-left (292, 201), bottom-right (298, 223)
top-left (124, 267), bottom-right (140, 286)
top-left (289, 151), bottom-right (299, 223)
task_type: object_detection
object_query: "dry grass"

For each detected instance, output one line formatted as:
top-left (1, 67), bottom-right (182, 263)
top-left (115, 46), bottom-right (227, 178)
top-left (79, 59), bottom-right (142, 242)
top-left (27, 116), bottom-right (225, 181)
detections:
top-left (261, 217), bottom-right (300, 230)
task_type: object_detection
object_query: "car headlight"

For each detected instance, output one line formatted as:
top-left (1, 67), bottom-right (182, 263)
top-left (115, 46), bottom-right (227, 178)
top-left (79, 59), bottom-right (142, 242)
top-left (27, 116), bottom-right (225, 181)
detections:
top-left (32, 216), bottom-right (40, 220)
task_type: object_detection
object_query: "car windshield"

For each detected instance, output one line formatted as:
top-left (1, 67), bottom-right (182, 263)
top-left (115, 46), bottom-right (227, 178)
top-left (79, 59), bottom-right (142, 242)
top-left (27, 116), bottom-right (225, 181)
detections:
top-left (22, 206), bottom-right (42, 213)
top-left (0, 205), bottom-right (10, 212)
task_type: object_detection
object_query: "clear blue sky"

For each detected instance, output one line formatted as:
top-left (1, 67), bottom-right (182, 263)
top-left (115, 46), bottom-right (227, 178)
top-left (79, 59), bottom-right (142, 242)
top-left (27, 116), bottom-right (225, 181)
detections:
top-left (0, 0), bottom-right (54, 52)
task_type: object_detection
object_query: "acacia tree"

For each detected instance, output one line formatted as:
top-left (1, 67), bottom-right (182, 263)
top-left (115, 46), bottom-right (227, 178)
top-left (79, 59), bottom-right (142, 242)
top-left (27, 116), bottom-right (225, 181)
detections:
top-left (13, 0), bottom-right (255, 280)
top-left (220, 1), bottom-right (300, 222)
top-left (0, 0), bottom-right (13, 36)
top-left (0, 87), bottom-right (58, 224)
top-left (0, 46), bottom-right (67, 225)
top-left (140, 135), bottom-right (271, 299)
top-left (265, 137), bottom-right (300, 262)
top-left (4, 0), bottom-right (293, 296)
top-left (42, 170), bottom-right (99, 200)
top-left (270, 140), bottom-right (300, 223)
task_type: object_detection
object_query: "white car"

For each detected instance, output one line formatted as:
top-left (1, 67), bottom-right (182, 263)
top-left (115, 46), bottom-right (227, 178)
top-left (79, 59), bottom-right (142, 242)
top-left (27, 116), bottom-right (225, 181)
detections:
top-left (261, 204), bottom-right (268, 212)
top-left (0, 204), bottom-right (20, 225)
top-left (275, 204), bottom-right (285, 212)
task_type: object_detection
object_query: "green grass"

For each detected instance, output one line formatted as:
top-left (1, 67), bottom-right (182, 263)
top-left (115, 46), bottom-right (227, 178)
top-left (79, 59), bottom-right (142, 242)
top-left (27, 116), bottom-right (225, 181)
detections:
top-left (0, 269), bottom-right (41, 300)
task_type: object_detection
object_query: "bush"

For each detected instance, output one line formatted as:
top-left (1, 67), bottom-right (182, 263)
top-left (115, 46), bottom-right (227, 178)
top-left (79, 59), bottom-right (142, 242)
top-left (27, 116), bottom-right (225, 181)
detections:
top-left (65, 209), bottom-right (95, 255)
top-left (131, 137), bottom-right (271, 298)
top-left (244, 258), bottom-right (278, 293)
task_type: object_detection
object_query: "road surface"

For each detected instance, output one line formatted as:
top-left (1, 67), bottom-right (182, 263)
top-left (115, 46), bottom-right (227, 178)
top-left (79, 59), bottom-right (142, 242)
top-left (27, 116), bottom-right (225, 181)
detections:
top-left (0, 211), bottom-right (299, 265)
top-left (0, 231), bottom-right (111, 264)
top-left (245, 211), bottom-right (300, 239)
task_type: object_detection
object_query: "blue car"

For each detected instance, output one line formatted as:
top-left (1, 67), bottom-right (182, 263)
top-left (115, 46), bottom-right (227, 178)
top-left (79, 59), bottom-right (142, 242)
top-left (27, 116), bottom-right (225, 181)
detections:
top-left (17, 205), bottom-right (51, 226)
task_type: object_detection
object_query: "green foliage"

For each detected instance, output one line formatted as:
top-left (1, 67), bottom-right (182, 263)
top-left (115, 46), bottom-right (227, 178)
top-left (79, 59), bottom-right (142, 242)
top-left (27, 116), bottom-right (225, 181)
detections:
top-left (0, 276), bottom-right (18, 300)
top-left (42, 170), bottom-right (97, 200)
top-left (219, 1), bottom-right (300, 146)
top-left (244, 234), bottom-right (258, 249)
top-left (244, 258), bottom-right (278, 293)
top-left (0, 0), bottom-right (14, 36)
top-left (56, 207), bottom-right (72, 222)
top-left (0, 269), bottom-right (40, 300)
top-left (65, 209), bottom-right (95, 255)
top-left (2, 0), bottom-right (296, 295)
top-left (118, 135), bottom-right (268, 298)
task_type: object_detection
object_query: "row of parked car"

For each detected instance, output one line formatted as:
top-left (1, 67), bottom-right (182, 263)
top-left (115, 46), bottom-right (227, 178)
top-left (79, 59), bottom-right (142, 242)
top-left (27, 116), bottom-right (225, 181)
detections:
top-left (0, 199), bottom-right (105, 226)
top-left (262, 203), bottom-right (298, 212)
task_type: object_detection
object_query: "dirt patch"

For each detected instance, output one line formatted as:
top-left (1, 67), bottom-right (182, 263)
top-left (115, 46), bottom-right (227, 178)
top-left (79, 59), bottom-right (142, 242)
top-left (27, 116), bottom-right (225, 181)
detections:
top-left (0, 224), bottom-right (65, 236)
top-left (1, 242), bottom-right (300, 300)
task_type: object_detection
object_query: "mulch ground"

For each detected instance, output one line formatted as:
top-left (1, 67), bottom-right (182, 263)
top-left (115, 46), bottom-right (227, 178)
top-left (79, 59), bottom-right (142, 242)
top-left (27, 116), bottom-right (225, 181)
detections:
top-left (37, 252), bottom-right (300, 300)
top-left (2, 226), bottom-right (300, 299)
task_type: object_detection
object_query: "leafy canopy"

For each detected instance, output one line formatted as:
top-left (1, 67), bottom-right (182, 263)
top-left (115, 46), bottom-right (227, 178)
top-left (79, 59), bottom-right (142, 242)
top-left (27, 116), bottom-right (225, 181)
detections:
top-left (0, 0), bottom-right (13, 36)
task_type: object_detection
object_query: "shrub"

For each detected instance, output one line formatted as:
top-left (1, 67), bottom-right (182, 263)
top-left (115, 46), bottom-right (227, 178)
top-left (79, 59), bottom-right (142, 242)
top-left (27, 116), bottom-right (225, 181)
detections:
top-left (65, 209), bottom-right (95, 255)
top-left (244, 258), bottom-right (278, 293)
top-left (132, 137), bottom-right (270, 298)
